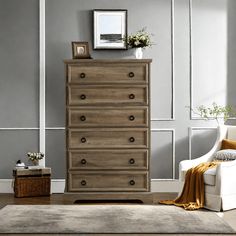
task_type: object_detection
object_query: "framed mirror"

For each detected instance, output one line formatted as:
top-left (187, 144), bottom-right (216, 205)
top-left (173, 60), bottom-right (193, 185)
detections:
top-left (93, 9), bottom-right (128, 50)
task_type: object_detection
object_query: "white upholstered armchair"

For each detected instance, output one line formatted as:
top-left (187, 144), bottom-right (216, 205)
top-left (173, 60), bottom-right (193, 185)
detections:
top-left (179, 125), bottom-right (236, 211)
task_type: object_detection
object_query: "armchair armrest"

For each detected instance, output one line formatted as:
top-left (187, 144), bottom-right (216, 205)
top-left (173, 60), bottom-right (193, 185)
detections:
top-left (179, 125), bottom-right (228, 181)
top-left (179, 155), bottom-right (212, 181)
top-left (216, 160), bottom-right (236, 195)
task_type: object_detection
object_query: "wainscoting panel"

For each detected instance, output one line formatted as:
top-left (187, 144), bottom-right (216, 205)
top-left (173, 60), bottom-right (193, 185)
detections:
top-left (151, 0), bottom-right (175, 121)
top-left (188, 127), bottom-right (217, 160)
top-left (151, 129), bottom-right (175, 179)
top-left (0, 130), bottom-right (38, 178)
top-left (190, 0), bottom-right (227, 119)
top-left (45, 130), bottom-right (66, 179)
top-left (0, 0), bottom-right (39, 127)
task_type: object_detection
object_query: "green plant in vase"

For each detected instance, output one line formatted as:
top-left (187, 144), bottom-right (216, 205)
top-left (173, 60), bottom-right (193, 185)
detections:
top-left (124, 27), bottom-right (153, 59)
top-left (190, 102), bottom-right (236, 125)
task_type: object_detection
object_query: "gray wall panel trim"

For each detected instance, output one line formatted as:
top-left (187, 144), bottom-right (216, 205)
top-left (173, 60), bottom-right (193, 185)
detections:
top-left (189, 0), bottom-right (219, 121)
top-left (151, 118), bottom-right (175, 121)
top-left (189, 0), bottom-right (194, 120)
top-left (39, 0), bottom-right (46, 166)
top-left (171, 0), bottom-right (175, 120)
top-left (46, 127), bottom-right (65, 130)
top-left (189, 0), bottom-right (204, 120)
top-left (152, 0), bottom-right (175, 121)
top-left (188, 126), bottom-right (217, 160)
top-left (151, 128), bottom-right (176, 179)
top-left (0, 128), bottom-right (39, 130)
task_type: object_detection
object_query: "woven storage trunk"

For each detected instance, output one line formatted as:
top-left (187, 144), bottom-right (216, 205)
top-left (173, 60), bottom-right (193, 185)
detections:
top-left (13, 168), bottom-right (51, 198)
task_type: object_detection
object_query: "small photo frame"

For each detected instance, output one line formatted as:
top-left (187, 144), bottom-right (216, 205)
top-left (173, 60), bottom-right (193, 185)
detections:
top-left (93, 9), bottom-right (128, 50)
top-left (72, 41), bottom-right (91, 59)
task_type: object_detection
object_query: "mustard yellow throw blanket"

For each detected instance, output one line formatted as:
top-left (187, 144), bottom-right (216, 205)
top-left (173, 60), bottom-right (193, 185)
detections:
top-left (159, 161), bottom-right (220, 210)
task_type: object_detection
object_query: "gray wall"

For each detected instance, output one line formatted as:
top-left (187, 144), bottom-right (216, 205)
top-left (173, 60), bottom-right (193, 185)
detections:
top-left (0, 0), bottom-right (236, 180)
top-left (0, 0), bottom-right (39, 178)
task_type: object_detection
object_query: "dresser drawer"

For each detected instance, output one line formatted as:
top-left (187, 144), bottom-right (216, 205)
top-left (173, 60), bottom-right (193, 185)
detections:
top-left (68, 171), bottom-right (149, 192)
top-left (68, 107), bottom-right (148, 127)
top-left (67, 85), bottom-right (148, 106)
top-left (68, 150), bottom-right (148, 170)
top-left (67, 64), bottom-right (148, 84)
top-left (68, 128), bottom-right (148, 149)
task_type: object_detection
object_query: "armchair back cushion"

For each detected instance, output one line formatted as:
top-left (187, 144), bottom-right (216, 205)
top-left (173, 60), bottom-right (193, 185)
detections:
top-left (221, 139), bottom-right (236, 150)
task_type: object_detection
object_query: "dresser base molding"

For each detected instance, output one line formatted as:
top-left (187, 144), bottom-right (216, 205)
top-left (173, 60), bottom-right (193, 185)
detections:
top-left (64, 192), bottom-right (153, 204)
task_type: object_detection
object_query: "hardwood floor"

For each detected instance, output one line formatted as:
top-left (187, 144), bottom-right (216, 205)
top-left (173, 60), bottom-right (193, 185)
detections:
top-left (0, 193), bottom-right (236, 236)
top-left (0, 192), bottom-right (178, 207)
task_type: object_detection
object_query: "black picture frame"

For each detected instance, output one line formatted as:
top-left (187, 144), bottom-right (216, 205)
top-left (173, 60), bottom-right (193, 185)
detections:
top-left (93, 9), bottom-right (128, 50)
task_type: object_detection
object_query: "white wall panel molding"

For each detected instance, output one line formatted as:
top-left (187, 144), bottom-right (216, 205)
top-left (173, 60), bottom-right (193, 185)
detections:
top-left (39, 0), bottom-right (46, 167)
top-left (151, 128), bottom-right (176, 179)
top-left (46, 127), bottom-right (65, 130)
top-left (189, 0), bottom-right (204, 120)
top-left (152, 0), bottom-right (175, 121)
top-left (188, 126), bottom-right (217, 159)
top-left (189, 0), bottom-right (227, 120)
top-left (189, 0), bottom-right (194, 120)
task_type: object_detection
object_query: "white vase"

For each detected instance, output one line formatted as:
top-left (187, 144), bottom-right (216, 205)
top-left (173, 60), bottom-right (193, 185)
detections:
top-left (135, 47), bottom-right (143, 59)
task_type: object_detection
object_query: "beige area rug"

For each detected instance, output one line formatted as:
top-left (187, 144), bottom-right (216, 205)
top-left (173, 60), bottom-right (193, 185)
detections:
top-left (0, 205), bottom-right (235, 234)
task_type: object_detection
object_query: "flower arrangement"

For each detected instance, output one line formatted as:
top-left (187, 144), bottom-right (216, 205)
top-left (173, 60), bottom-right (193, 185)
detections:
top-left (125, 27), bottom-right (153, 48)
top-left (190, 102), bottom-right (236, 124)
top-left (27, 152), bottom-right (44, 164)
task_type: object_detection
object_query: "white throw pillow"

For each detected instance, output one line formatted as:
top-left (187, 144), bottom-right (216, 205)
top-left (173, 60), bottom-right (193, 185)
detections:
top-left (213, 149), bottom-right (236, 161)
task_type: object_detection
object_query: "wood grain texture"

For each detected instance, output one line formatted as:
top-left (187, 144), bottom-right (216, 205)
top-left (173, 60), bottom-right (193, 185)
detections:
top-left (68, 64), bottom-right (148, 84)
top-left (68, 171), bottom-right (148, 192)
top-left (67, 85), bottom-right (148, 106)
top-left (68, 128), bottom-right (148, 149)
top-left (68, 149), bottom-right (148, 170)
top-left (67, 107), bottom-right (148, 127)
top-left (65, 59), bottom-right (152, 196)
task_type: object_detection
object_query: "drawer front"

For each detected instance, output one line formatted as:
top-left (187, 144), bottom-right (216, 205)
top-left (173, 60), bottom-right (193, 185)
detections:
top-left (68, 171), bottom-right (149, 192)
top-left (68, 64), bottom-right (147, 84)
top-left (68, 150), bottom-right (148, 170)
top-left (68, 107), bottom-right (148, 127)
top-left (67, 85), bottom-right (148, 106)
top-left (68, 128), bottom-right (148, 149)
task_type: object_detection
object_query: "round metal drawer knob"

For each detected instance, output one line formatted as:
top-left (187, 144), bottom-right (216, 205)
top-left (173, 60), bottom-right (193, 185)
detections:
top-left (81, 137), bottom-right (87, 143)
top-left (129, 137), bottom-right (135, 143)
top-left (129, 158), bottom-right (135, 164)
top-left (80, 73), bottom-right (86, 78)
top-left (129, 180), bottom-right (135, 185)
top-left (80, 94), bottom-right (86, 100)
top-left (80, 115), bottom-right (86, 121)
top-left (81, 180), bottom-right (87, 186)
top-left (81, 159), bottom-right (87, 164)
top-left (129, 94), bottom-right (135, 99)
top-left (128, 72), bottom-right (135, 78)
top-left (129, 115), bottom-right (135, 121)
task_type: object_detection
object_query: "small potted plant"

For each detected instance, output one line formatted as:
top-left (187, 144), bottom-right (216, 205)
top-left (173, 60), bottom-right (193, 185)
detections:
top-left (27, 152), bottom-right (44, 166)
top-left (124, 27), bottom-right (153, 59)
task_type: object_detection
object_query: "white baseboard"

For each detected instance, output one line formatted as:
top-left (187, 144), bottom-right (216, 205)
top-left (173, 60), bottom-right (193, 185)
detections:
top-left (151, 179), bottom-right (181, 192)
top-left (0, 179), bottom-right (180, 193)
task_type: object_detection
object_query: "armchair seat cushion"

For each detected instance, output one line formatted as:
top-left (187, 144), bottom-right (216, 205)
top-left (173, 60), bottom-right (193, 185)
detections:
top-left (203, 167), bottom-right (216, 186)
top-left (180, 167), bottom-right (217, 186)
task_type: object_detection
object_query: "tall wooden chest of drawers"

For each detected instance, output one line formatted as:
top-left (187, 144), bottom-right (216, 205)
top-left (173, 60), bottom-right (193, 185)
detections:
top-left (65, 59), bottom-right (152, 202)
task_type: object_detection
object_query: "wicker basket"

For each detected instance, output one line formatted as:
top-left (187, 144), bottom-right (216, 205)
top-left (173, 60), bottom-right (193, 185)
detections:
top-left (13, 168), bottom-right (51, 198)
